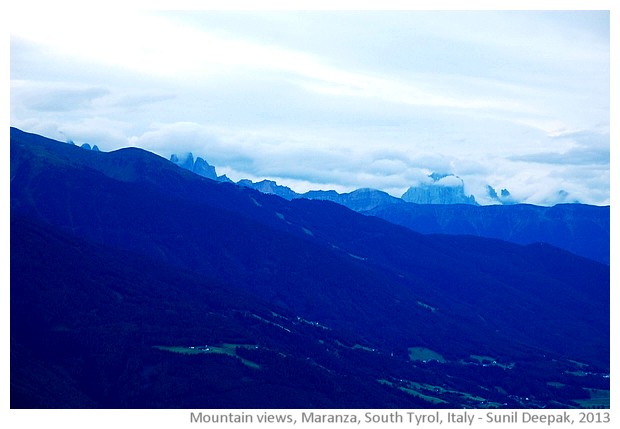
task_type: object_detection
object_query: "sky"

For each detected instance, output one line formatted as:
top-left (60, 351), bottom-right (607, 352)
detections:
top-left (8, 5), bottom-right (612, 205)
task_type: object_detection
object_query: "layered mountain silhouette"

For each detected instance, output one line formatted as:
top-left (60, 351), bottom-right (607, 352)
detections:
top-left (237, 179), bottom-right (609, 265)
top-left (10, 128), bottom-right (609, 408)
top-left (366, 202), bottom-right (609, 265)
top-left (173, 150), bottom-right (609, 265)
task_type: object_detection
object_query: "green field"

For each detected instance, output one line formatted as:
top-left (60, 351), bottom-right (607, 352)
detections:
top-left (154, 345), bottom-right (205, 355)
top-left (378, 377), bottom-right (504, 408)
top-left (378, 379), bottom-right (447, 405)
top-left (469, 354), bottom-right (514, 369)
top-left (470, 354), bottom-right (495, 363)
top-left (154, 343), bottom-right (261, 369)
top-left (334, 340), bottom-right (376, 352)
top-left (408, 347), bottom-right (446, 363)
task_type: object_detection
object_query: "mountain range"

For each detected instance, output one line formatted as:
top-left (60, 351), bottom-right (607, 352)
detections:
top-left (188, 157), bottom-right (608, 265)
top-left (238, 175), bottom-right (478, 206)
top-left (10, 128), bottom-right (610, 408)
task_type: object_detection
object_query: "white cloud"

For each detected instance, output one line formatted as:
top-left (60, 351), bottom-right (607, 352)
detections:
top-left (435, 175), bottom-right (463, 188)
top-left (9, 10), bottom-right (610, 205)
top-left (10, 80), bottom-right (109, 112)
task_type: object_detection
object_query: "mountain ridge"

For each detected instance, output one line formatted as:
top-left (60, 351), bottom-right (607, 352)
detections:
top-left (10, 127), bottom-right (610, 408)
top-left (165, 144), bottom-right (606, 263)
top-left (235, 176), bottom-right (609, 265)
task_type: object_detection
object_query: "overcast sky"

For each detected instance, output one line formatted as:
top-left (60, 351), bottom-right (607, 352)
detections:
top-left (9, 7), bottom-right (611, 205)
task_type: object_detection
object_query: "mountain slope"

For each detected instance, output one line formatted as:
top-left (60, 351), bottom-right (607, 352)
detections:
top-left (236, 175), bottom-right (608, 264)
top-left (365, 202), bottom-right (609, 265)
top-left (12, 215), bottom-right (434, 408)
top-left (10, 128), bottom-right (610, 408)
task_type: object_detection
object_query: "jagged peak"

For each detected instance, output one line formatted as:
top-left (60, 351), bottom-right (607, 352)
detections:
top-left (170, 152), bottom-right (219, 180)
top-left (402, 173), bottom-right (477, 205)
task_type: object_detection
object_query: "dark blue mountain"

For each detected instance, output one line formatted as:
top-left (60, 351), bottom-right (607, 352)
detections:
top-left (366, 202), bottom-right (610, 265)
top-left (10, 127), bottom-right (609, 408)
top-left (238, 179), bottom-right (300, 200)
top-left (12, 214), bottom-right (428, 408)
top-left (238, 178), bottom-right (608, 265)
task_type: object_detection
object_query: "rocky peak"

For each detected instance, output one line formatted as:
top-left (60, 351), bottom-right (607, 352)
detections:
top-left (402, 173), bottom-right (477, 205)
top-left (170, 152), bottom-right (218, 181)
top-left (238, 179), bottom-right (299, 200)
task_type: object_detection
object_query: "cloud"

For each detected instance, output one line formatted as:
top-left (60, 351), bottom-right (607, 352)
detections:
top-left (368, 158), bottom-right (408, 175)
top-left (10, 80), bottom-right (109, 112)
top-left (434, 175), bottom-right (464, 188)
top-left (460, 156), bottom-right (610, 206)
top-left (9, 10), bottom-right (610, 206)
top-left (104, 93), bottom-right (177, 110)
top-left (509, 146), bottom-right (609, 166)
top-left (508, 130), bottom-right (609, 166)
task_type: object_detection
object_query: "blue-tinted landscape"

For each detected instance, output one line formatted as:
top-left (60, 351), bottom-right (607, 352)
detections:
top-left (10, 128), bottom-right (609, 408)
top-left (9, 10), bottom-right (610, 409)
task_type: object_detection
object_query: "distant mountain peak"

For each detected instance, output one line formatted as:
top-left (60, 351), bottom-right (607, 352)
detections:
top-left (80, 143), bottom-right (100, 152)
top-left (238, 179), bottom-right (299, 200)
top-left (170, 152), bottom-right (231, 182)
top-left (402, 173), bottom-right (477, 205)
top-left (487, 185), bottom-right (515, 205)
